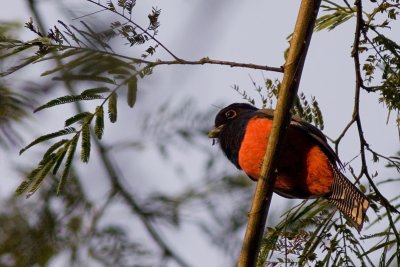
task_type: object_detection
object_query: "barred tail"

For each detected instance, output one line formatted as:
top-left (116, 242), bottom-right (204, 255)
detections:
top-left (328, 164), bottom-right (370, 231)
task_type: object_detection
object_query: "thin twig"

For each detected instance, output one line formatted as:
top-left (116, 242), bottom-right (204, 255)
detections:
top-left (87, 0), bottom-right (181, 60)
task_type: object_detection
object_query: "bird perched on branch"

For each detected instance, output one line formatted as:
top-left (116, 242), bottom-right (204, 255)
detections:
top-left (208, 103), bottom-right (370, 231)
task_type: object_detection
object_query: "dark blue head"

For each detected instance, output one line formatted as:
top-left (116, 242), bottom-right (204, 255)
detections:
top-left (208, 103), bottom-right (258, 168)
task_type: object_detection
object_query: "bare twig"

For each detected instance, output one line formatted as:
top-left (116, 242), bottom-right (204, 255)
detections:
top-left (87, 0), bottom-right (181, 61)
top-left (237, 1), bottom-right (322, 266)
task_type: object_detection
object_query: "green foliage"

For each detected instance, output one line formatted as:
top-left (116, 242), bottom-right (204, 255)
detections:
top-left (0, 86), bottom-right (36, 148)
top-left (19, 127), bottom-right (76, 155)
top-left (58, 134), bottom-right (79, 195)
top-left (94, 106), bottom-right (105, 139)
top-left (316, 0), bottom-right (400, 117)
top-left (65, 112), bottom-right (93, 127)
top-left (256, 198), bottom-right (380, 267)
top-left (81, 87), bottom-right (111, 95)
top-left (233, 78), bottom-right (325, 130)
top-left (81, 124), bottom-right (91, 163)
top-left (315, 2), bottom-right (353, 32)
top-left (0, 8), bottom-right (165, 195)
top-left (108, 92), bottom-right (118, 123)
top-left (127, 76), bottom-right (138, 108)
top-left (294, 92), bottom-right (324, 130)
top-left (34, 95), bottom-right (103, 113)
top-left (232, 84), bottom-right (256, 105)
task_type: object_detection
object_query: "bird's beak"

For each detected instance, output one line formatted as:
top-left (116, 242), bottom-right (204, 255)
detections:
top-left (208, 124), bottom-right (225, 138)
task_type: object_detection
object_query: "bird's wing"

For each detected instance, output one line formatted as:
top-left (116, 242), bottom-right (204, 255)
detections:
top-left (256, 109), bottom-right (343, 168)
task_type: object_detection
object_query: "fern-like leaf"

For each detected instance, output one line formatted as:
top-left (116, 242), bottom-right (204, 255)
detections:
top-left (43, 139), bottom-right (69, 159)
top-left (16, 163), bottom-right (45, 195)
top-left (0, 55), bottom-right (42, 77)
top-left (35, 48), bottom-right (84, 63)
top-left (127, 76), bottom-right (137, 108)
top-left (81, 87), bottom-right (111, 96)
top-left (19, 127), bottom-right (76, 155)
top-left (108, 92), bottom-right (118, 123)
top-left (57, 134), bottom-right (79, 195)
top-left (94, 106), bottom-right (105, 139)
top-left (40, 51), bottom-right (96, 76)
top-left (65, 112), bottom-right (93, 127)
top-left (52, 146), bottom-right (69, 175)
top-left (107, 0), bottom-right (116, 11)
top-left (34, 94), bottom-right (103, 113)
top-left (16, 152), bottom-right (59, 196)
top-left (26, 155), bottom-right (58, 198)
top-left (53, 74), bottom-right (115, 84)
top-left (315, 10), bottom-right (353, 32)
top-left (81, 124), bottom-right (91, 163)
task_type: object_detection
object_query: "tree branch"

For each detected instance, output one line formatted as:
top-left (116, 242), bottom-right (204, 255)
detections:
top-left (351, 1), bottom-right (400, 259)
top-left (94, 139), bottom-right (192, 267)
top-left (237, 1), bottom-right (322, 266)
top-left (26, 43), bottom-right (283, 73)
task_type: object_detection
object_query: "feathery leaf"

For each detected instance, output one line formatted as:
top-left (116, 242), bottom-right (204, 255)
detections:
top-left (127, 76), bottom-right (137, 108)
top-left (57, 134), bottom-right (79, 195)
top-left (40, 51), bottom-right (96, 76)
top-left (81, 87), bottom-right (111, 96)
top-left (19, 127), bottom-right (76, 155)
top-left (16, 162), bottom-right (46, 195)
top-left (43, 139), bottom-right (69, 159)
top-left (52, 147), bottom-right (68, 175)
top-left (94, 106), bottom-right (105, 139)
top-left (34, 94), bottom-right (103, 113)
top-left (16, 151), bottom-right (59, 196)
top-left (0, 55), bottom-right (42, 77)
top-left (65, 112), bottom-right (93, 127)
top-left (27, 156), bottom-right (58, 198)
top-left (35, 48), bottom-right (84, 63)
top-left (108, 92), bottom-right (118, 123)
top-left (81, 124), bottom-right (91, 163)
top-left (53, 74), bottom-right (115, 84)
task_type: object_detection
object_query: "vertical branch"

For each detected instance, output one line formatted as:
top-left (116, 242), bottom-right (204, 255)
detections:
top-left (237, 1), bottom-right (322, 266)
top-left (352, 0), bottom-right (400, 263)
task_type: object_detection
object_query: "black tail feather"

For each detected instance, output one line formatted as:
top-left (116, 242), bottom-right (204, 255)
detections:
top-left (328, 164), bottom-right (370, 231)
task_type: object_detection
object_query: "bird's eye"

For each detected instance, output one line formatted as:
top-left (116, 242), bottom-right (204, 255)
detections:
top-left (225, 110), bottom-right (237, 119)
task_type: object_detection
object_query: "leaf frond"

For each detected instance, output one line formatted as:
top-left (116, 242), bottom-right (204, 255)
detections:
top-left (65, 112), bottom-right (93, 127)
top-left (108, 92), bottom-right (118, 123)
top-left (127, 76), bottom-right (138, 108)
top-left (81, 124), bottom-right (91, 163)
top-left (94, 106), bottom-right (105, 139)
top-left (34, 94), bottom-right (103, 113)
top-left (20, 127), bottom-right (76, 155)
top-left (57, 133), bottom-right (79, 195)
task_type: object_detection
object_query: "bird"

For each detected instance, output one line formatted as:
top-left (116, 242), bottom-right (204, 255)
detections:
top-left (208, 102), bottom-right (370, 231)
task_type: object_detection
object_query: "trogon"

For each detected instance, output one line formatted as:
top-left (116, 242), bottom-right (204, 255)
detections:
top-left (208, 103), bottom-right (370, 230)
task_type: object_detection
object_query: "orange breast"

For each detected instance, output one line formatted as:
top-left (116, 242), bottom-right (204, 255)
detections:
top-left (238, 117), bottom-right (334, 198)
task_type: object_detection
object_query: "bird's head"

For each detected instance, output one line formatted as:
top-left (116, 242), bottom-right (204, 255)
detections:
top-left (208, 103), bottom-right (258, 139)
